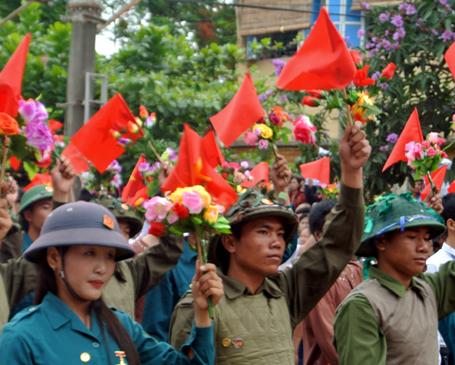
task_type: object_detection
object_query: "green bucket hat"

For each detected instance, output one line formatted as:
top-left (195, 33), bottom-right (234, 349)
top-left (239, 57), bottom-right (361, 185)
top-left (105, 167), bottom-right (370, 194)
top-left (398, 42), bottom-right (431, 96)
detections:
top-left (208, 188), bottom-right (298, 269)
top-left (94, 197), bottom-right (142, 238)
top-left (18, 185), bottom-right (54, 215)
top-left (357, 192), bottom-right (446, 257)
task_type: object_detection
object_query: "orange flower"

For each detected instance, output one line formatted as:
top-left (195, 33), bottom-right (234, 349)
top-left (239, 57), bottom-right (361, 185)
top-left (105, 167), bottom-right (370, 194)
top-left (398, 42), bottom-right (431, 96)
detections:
top-left (381, 62), bottom-right (397, 80)
top-left (0, 113), bottom-right (20, 136)
top-left (139, 105), bottom-right (148, 118)
top-left (352, 65), bottom-right (375, 87)
top-left (272, 106), bottom-right (290, 121)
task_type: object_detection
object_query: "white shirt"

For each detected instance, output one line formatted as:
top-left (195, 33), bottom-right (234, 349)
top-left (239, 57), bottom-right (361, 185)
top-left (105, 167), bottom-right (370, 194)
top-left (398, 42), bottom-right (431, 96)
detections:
top-left (426, 243), bottom-right (455, 351)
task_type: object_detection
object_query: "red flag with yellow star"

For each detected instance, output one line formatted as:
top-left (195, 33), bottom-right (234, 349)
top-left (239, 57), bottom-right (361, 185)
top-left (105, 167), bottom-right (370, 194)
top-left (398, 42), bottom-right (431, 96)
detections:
top-left (122, 155), bottom-right (146, 204)
top-left (162, 124), bottom-right (237, 209)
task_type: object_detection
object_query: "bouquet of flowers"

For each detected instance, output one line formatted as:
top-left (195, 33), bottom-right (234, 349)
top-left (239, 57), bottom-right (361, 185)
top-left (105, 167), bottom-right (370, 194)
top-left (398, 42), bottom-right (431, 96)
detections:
top-left (244, 106), bottom-right (293, 150)
top-left (143, 185), bottom-right (230, 317)
top-left (317, 183), bottom-right (340, 200)
top-left (218, 161), bottom-right (253, 192)
top-left (405, 132), bottom-right (453, 195)
top-left (80, 160), bottom-right (122, 196)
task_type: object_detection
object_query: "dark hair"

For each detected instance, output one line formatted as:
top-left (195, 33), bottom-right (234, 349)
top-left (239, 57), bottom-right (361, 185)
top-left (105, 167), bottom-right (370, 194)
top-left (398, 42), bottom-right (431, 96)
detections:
top-left (290, 174), bottom-right (303, 184)
top-left (78, 188), bottom-right (97, 202)
top-left (441, 193), bottom-right (455, 224)
top-left (34, 248), bottom-right (140, 365)
top-left (309, 199), bottom-right (336, 235)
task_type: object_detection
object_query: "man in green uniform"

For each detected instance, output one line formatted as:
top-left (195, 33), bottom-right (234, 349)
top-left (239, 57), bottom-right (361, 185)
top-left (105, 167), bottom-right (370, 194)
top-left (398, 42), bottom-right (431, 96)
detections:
top-left (333, 193), bottom-right (455, 365)
top-left (169, 121), bottom-right (371, 364)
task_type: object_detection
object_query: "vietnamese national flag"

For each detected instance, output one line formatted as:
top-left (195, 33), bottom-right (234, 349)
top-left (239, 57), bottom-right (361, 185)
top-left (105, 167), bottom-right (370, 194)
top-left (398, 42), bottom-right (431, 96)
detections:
top-left (202, 130), bottom-right (225, 168)
top-left (162, 124), bottom-right (238, 209)
top-left (299, 157), bottom-right (330, 184)
top-left (382, 108), bottom-right (423, 172)
top-left (71, 93), bottom-right (144, 173)
top-left (421, 165), bottom-right (448, 201)
top-left (445, 41), bottom-right (455, 81)
top-left (210, 73), bottom-right (265, 147)
top-left (241, 162), bottom-right (269, 188)
top-left (24, 172), bottom-right (52, 191)
top-left (61, 142), bottom-right (90, 175)
top-left (122, 155), bottom-right (147, 204)
top-left (0, 33), bottom-right (31, 117)
top-left (276, 7), bottom-right (356, 91)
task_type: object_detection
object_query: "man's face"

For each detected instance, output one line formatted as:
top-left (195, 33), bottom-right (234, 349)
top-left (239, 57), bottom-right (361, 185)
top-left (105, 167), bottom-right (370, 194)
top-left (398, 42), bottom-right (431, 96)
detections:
top-left (376, 226), bottom-right (432, 279)
top-left (411, 180), bottom-right (424, 193)
top-left (23, 198), bottom-right (53, 233)
top-left (118, 221), bottom-right (131, 242)
top-left (227, 216), bottom-right (286, 276)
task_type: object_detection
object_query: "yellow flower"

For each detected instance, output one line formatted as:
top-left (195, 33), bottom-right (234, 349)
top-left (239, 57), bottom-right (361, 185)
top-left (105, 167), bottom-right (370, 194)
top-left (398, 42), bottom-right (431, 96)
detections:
top-left (135, 197), bottom-right (145, 207)
top-left (203, 205), bottom-right (219, 224)
top-left (351, 92), bottom-right (374, 124)
top-left (253, 124), bottom-right (273, 139)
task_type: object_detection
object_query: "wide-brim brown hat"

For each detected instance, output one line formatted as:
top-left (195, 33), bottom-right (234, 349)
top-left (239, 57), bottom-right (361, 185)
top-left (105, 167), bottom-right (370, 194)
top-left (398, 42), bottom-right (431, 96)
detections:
top-left (24, 201), bottom-right (136, 263)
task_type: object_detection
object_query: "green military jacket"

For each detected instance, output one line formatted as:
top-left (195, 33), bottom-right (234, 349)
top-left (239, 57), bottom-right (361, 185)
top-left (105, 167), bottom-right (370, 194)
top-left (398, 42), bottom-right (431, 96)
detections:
top-left (169, 184), bottom-right (365, 364)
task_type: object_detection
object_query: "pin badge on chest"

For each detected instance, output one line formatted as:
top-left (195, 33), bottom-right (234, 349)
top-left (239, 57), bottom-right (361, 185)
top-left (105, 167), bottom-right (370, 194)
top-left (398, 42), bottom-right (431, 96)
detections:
top-left (115, 351), bottom-right (127, 365)
top-left (232, 338), bottom-right (244, 349)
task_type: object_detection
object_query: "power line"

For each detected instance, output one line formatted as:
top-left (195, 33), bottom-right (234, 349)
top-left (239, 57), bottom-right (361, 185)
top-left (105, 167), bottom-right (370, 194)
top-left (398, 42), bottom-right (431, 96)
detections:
top-left (166, 0), bottom-right (365, 18)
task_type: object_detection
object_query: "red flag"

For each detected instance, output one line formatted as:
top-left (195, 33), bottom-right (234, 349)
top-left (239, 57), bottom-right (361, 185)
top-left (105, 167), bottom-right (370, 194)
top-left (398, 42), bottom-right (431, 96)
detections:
top-left (24, 172), bottom-right (52, 191)
top-left (210, 73), bottom-right (265, 147)
top-left (241, 162), bottom-right (269, 188)
top-left (61, 142), bottom-right (90, 175)
top-left (299, 157), bottom-right (330, 184)
top-left (448, 180), bottom-right (455, 194)
top-left (125, 187), bottom-right (149, 206)
top-left (421, 165), bottom-right (447, 201)
top-left (49, 119), bottom-right (64, 135)
top-left (8, 156), bottom-right (21, 171)
top-left (382, 108), bottom-right (423, 172)
top-left (71, 93), bottom-right (144, 173)
top-left (122, 155), bottom-right (147, 203)
top-left (202, 131), bottom-right (225, 168)
top-left (445, 42), bottom-right (455, 81)
top-left (0, 34), bottom-right (31, 117)
top-left (276, 7), bottom-right (356, 91)
top-left (162, 124), bottom-right (238, 209)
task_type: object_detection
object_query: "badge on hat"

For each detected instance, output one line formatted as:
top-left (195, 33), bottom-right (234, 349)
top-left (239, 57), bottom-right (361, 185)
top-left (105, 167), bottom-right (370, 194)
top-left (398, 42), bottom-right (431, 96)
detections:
top-left (103, 215), bottom-right (115, 230)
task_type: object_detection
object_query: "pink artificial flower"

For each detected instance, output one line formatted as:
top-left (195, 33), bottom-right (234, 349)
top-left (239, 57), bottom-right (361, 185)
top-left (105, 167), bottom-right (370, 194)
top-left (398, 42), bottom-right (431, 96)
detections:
top-left (244, 132), bottom-right (259, 146)
top-left (293, 115), bottom-right (316, 144)
top-left (233, 171), bottom-right (245, 184)
top-left (428, 132), bottom-right (439, 144)
top-left (143, 196), bottom-right (172, 221)
top-left (18, 100), bottom-right (48, 124)
top-left (253, 128), bottom-right (262, 136)
top-left (412, 143), bottom-right (424, 160)
top-left (221, 161), bottom-right (229, 168)
top-left (442, 151), bottom-right (448, 158)
top-left (181, 191), bottom-right (203, 214)
top-left (405, 141), bottom-right (415, 152)
top-left (422, 141), bottom-right (430, 149)
top-left (320, 183), bottom-right (328, 188)
top-left (24, 120), bottom-right (53, 150)
top-left (167, 210), bottom-right (179, 224)
top-left (240, 161), bottom-right (249, 169)
top-left (258, 139), bottom-right (269, 149)
top-left (427, 147), bottom-right (437, 156)
top-left (438, 138), bottom-right (445, 144)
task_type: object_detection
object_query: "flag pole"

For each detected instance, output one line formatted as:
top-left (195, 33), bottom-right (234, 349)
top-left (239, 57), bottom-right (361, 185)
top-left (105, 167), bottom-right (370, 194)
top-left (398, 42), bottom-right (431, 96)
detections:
top-left (147, 141), bottom-right (164, 164)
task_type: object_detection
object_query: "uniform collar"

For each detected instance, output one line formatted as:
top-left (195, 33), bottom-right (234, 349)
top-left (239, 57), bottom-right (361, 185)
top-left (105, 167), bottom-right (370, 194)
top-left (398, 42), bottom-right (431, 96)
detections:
top-left (442, 242), bottom-right (455, 259)
top-left (22, 231), bottom-right (34, 252)
top-left (369, 266), bottom-right (426, 298)
top-left (217, 269), bottom-right (284, 299)
top-left (42, 292), bottom-right (102, 338)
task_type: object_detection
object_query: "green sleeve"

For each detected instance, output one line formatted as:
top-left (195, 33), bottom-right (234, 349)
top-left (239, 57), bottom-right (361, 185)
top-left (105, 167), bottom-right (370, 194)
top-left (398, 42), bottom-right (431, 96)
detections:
top-left (124, 234), bottom-right (185, 301)
top-left (274, 183), bottom-right (365, 328)
top-left (0, 225), bottom-right (22, 263)
top-left (168, 291), bottom-right (197, 350)
top-left (419, 260), bottom-right (455, 320)
top-left (333, 294), bottom-right (386, 365)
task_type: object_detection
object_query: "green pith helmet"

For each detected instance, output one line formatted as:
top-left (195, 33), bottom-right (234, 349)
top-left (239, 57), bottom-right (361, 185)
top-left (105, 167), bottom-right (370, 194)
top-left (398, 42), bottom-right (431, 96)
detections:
top-left (18, 185), bottom-right (54, 216)
top-left (208, 188), bottom-right (298, 270)
top-left (357, 192), bottom-right (446, 257)
top-left (94, 197), bottom-right (142, 238)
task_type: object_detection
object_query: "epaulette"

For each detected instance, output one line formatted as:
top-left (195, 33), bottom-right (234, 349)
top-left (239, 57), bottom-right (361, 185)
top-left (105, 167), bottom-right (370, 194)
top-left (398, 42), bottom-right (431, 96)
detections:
top-left (10, 306), bottom-right (41, 327)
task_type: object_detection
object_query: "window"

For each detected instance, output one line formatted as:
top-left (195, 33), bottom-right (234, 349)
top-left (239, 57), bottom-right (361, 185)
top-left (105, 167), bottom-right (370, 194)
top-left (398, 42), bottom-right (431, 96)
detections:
top-left (326, 0), bottom-right (365, 48)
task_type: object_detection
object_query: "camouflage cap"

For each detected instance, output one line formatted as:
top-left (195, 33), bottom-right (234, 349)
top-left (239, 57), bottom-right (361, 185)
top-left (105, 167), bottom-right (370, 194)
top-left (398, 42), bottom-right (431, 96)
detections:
top-left (357, 192), bottom-right (446, 257)
top-left (208, 188), bottom-right (298, 269)
top-left (94, 197), bottom-right (142, 238)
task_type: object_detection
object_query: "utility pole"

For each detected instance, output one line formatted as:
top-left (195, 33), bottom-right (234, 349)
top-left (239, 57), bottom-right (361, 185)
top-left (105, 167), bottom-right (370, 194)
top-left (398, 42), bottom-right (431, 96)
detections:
top-left (65, 0), bottom-right (103, 138)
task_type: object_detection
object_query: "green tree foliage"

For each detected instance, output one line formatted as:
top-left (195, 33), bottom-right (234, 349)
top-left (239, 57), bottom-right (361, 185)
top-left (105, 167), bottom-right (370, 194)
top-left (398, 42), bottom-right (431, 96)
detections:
top-left (0, 2), bottom-right (71, 121)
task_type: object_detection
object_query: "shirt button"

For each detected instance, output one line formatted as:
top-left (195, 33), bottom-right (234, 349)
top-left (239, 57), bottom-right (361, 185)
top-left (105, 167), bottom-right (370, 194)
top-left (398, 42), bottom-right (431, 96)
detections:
top-left (93, 342), bottom-right (99, 348)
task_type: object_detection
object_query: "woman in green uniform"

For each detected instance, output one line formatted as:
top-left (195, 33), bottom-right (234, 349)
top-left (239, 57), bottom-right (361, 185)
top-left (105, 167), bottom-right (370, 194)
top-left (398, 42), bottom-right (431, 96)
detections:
top-left (0, 201), bottom-right (221, 364)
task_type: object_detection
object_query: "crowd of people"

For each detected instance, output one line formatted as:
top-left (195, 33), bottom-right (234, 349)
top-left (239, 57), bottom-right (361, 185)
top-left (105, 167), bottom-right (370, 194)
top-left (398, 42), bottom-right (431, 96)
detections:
top-left (0, 120), bottom-right (455, 365)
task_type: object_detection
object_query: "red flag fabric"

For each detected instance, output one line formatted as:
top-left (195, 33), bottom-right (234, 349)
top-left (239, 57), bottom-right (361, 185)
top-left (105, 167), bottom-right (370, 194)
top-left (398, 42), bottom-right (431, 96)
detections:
top-left (448, 180), bottom-right (455, 194)
top-left (241, 162), bottom-right (269, 188)
top-left (8, 156), bottom-right (21, 171)
top-left (24, 172), bottom-right (52, 191)
top-left (71, 93), bottom-right (144, 173)
top-left (61, 142), bottom-right (90, 175)
top-left (0, 34), bottom-right (31, 117)
top-left (201, 131), bottom-right (225, 168)
top-left (162, 124), bottom-right (238, 209)
top-left (210, 73), bottom-right (265, 147)
top-left (445, 42), bottom-right (455, 81)
top-left (49, 119), bottom-right (64, 135)
top-left (125, 187), bottom-right (149, 206)
top-left (382, 108), bottom-right (423, 172)
top-left (122, 155), bottom-right (147, 203)
top-left (276, 7), bottom-right (356, 91)
top-left (421, 165), bottom-right (447, 201)
top-left (299, 157), bottom-right (330, 184)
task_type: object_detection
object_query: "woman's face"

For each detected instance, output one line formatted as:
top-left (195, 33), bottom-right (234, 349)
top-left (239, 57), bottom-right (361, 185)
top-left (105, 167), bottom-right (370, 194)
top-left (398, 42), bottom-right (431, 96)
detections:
top-left (288, 178), bottom-right (299, 192)
top-left (52, 245), bottom-right (116, 301)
